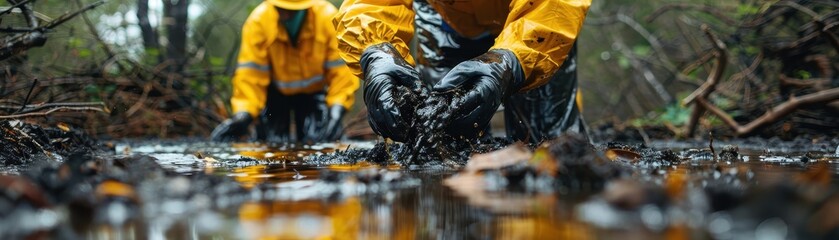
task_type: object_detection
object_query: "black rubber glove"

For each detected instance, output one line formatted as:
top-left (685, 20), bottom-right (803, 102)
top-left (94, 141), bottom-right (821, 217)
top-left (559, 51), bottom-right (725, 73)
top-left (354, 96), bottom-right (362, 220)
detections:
top-left (210, 112), bottom-right (253, 142)
top-left (320, 105), bottom-right (346, 141)
top-left (360, 43), bottom-right (422, 142)
top-left (432, 49), bottom-right (523, 138)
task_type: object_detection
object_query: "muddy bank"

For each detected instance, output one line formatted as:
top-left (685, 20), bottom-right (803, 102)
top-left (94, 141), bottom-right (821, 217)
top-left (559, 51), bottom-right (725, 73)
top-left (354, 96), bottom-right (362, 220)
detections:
top-left (0, 120), bottom-right (104, 174)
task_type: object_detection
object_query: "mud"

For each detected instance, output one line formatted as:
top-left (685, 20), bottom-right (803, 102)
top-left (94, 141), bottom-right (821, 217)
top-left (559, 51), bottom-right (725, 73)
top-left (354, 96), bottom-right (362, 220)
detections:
top-left (392, 85), bottom-right (488, 166)
top-left (0, 120), bottom-right (103, 173)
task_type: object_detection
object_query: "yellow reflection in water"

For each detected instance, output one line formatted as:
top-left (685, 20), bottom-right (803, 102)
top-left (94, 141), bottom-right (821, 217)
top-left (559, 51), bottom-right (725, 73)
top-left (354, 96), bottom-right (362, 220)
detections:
top-left (232, 165), bottom-right (268, 189)
top-left (238, 198), bottom-right (362, 240)
top-left (326, 161), bottom-right (402, 172)
top-left (496, 217), bottom-right (594, 240)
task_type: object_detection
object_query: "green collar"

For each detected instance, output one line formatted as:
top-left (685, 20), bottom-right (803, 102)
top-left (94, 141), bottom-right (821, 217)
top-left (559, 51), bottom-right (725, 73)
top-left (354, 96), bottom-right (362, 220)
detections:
top-left (282, 9), bottom-right (306, 45)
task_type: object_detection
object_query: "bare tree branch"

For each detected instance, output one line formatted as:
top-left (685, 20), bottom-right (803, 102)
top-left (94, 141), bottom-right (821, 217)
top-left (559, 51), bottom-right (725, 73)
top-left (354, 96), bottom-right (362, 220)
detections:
top-left (698, 88), bottom-right (839, 136)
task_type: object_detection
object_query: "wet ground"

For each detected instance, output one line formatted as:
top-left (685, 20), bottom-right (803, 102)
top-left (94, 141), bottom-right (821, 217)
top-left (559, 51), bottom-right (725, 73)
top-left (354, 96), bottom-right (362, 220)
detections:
top-left (3, 134), bottom-right (838, 239)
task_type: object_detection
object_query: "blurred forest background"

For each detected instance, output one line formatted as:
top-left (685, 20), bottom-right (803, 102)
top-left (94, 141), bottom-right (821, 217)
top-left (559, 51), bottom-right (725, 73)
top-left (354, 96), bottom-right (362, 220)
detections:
top-left (1, 0), bottom-right (837, 139)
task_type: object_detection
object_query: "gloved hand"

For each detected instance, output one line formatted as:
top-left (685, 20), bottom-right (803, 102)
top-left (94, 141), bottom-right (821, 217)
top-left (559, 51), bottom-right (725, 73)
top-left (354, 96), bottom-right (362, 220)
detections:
top-left (210, 112), bottom-right (253, 142)
top-left (432, 49), bottom-right (523, 138)
top-left (360, 43), bottom-right (422, 142)
top-left (319, 105), bottom-right (346, 141)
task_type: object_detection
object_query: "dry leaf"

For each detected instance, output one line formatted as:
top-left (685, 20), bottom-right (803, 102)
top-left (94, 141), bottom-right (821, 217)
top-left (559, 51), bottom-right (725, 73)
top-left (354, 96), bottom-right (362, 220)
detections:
top-left (605, 148), bottom-right (641, 162)
top-left (464, 143), bottom-right (533, 173)
top-left (56, 122), bottom-right (70, 132)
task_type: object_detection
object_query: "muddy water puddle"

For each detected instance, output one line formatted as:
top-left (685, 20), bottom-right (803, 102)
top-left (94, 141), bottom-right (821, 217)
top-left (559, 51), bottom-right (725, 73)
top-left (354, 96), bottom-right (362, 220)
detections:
top-left (5, 139), bottom-right (839, 239)
top-left (83, 140), bottom-right (838, 239)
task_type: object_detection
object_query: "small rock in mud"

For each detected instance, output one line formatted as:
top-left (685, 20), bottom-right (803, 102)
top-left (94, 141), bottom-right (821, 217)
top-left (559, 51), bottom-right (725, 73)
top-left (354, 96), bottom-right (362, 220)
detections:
top-left (551, 134), bottom-right (627, 191)
top-left (719, 144), bottom-right (740, 161)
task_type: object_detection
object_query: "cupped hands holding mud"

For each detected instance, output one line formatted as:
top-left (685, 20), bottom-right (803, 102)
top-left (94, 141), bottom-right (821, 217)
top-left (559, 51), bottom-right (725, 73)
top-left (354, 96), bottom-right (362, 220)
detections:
top-left (361, 45), bottom-right (525, 163)
top-left (432, 49), bottom-right (524, 138)
top-left (360, 43), bottom-right (424, 142)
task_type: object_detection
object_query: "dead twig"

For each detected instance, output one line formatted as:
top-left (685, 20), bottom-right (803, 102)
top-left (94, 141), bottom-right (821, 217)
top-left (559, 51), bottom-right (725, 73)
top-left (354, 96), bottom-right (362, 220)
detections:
top-left (0, 101), bottom-right (107, 114)
top-left (0, 106), bottom-right (107, 119)
top-left (7, 121), bottom-right (54, 159)
top-left (779, 74), bottom-right (830, 91)
top-left (0, 0), bottom-right (36, 16)
top-left (683, 25), bottom-right (727, 137)
top-left (709, 131), bottom-right (716, 161)
top-left (697, 87), bottom-right (839, 136)
top-left (15, 77), bottom-right (36, 113)
top-left (0, 0), bottom-right (104, 60)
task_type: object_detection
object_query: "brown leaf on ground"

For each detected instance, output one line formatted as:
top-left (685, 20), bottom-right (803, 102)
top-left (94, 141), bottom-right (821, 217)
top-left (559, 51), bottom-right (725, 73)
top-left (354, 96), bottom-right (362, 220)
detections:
top-left (605, 148), bottom-right (641, 162)
top-left (463, 143), bottom-right (532, 174)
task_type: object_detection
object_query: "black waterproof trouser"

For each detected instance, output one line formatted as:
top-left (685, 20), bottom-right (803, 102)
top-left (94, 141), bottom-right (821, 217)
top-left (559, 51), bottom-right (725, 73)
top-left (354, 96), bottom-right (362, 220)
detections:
top-left (256, 87), bottom-right (331, 143)
top-left (414, 0), bottom-right (586, 143)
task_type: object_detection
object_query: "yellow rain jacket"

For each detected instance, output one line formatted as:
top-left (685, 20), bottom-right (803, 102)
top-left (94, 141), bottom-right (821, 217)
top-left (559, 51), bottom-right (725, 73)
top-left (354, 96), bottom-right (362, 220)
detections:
top-left (333, 0), bottom-right (591, 91)
top-left (232, 0), bottom-right (359, 118)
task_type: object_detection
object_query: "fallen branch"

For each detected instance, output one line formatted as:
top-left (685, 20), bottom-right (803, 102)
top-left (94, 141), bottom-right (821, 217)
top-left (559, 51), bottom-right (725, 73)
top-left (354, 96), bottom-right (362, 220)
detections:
top-left (697, 87), bottom-right (839, 136)
top-left (0, 106), bottom-right (107, 119)
top-left (683, 25), bottom-right (727, 137)
top-left (0, 0), bottom-right (104, 60)
top-left (779, 74), bottom-right (830, 91)
top-left (0, 0), bottom-right (36, 17)
top-left (0, 101), bottom-right (107, 114)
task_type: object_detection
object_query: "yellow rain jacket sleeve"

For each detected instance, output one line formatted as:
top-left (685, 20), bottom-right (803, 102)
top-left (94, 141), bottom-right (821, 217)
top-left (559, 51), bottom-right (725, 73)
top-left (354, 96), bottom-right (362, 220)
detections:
top-left (332, 0), bottom-right (415, 78)
top-left (231, 4), bottom-right (276, 118)
top-left (335, 0), bottom-right (590, 92)
top-left (322, 5), bottom-right (358, 110)
top-left (491, 0), bottom-right (591, 91)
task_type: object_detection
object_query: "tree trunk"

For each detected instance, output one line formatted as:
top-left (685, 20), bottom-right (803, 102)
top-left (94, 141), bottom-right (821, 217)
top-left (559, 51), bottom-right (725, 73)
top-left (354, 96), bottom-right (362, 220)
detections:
top-left (163, 0), bottom-right (189, 73)
top-left (136, 0), bottom-right (162, 63)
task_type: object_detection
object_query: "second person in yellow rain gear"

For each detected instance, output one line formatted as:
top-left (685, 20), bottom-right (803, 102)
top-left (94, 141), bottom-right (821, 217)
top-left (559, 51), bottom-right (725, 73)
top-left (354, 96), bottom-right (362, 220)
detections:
top-left (334, 0), bottom-right (590, 143)
top-left (212, 0), bottom-right (359, 143)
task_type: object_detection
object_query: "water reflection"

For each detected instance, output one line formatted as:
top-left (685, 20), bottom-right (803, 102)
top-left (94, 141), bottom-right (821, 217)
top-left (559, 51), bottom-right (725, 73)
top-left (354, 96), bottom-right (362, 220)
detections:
top-left (60, 141), bottom-right (837, 239)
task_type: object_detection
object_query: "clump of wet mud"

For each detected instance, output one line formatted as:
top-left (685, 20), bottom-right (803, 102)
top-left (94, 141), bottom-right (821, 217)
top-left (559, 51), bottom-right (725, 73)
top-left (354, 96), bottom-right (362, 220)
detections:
top-left (0, 120), bottom-right (102, 169)
top-left (313, 137), bottom-right (512, 168)
top-left (446, 134), bottom-right (629, 196)
top-left (397, 86), bottom-right (461, 165)
top-left (362, 85), bottom-right (509, 166)
top-left (549, 134), bottom-right (629, 191)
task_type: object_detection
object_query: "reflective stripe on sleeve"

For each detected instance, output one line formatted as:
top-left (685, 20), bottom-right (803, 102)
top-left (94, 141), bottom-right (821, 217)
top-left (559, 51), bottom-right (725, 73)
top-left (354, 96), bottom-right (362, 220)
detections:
top-left (323, 59), bottom-right (346, 69)
top-left (273, 75), bottom-right (324, 89)
top-left (237, 62), bottom-right (270, 71)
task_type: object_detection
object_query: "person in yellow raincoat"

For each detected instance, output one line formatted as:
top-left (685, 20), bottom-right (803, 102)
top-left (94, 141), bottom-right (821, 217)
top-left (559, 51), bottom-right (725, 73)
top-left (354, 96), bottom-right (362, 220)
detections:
top-left (334, 0), bottom-right (590, 143)
top-left (212, 0), bottom-right (359, 142)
